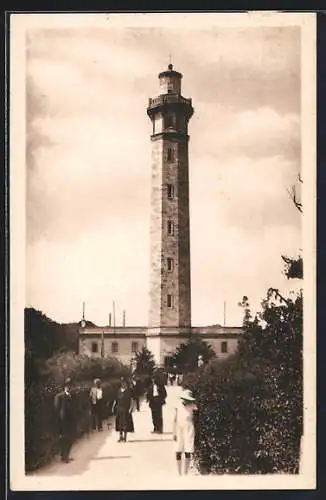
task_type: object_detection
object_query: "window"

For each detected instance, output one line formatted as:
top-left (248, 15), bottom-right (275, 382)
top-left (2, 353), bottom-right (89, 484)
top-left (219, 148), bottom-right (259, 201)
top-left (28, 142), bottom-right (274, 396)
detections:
top-left (165, 115), bottom-right (174, 128)
top-left (167, 220), bottom-right (174, 235)
top-left (131, 342), bottom-right (139, 353)
top-left (167, 147), bottom-right (174, 162)
top-left (112, 341), bottom-right (119, 354)
top-left (167, 294), bottom-right (173, 308)
top-left (91, 342), bottom-right (98, 353)
top-left (167, 184), bottom-right (174, 199)
top-left (221, 341), bottom-right (228, 354)
top-left (167, 257), bottom-right (173, 271)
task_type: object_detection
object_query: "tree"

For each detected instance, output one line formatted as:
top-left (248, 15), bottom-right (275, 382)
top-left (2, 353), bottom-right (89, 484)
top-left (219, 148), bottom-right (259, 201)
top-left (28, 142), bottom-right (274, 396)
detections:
top-left (169, 335), bottom-right (216, 373)
top-left (282, 173), bottom-right (303, 279)
top-left (134, 346), bottom-right (156, 375)
top-left (25, 308), bottom-right (61, 361)
top-left (236, 288), bottom-right (303, 472)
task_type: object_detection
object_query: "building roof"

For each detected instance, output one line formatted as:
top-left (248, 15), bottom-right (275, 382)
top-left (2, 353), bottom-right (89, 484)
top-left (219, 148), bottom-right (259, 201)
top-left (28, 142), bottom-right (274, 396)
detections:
top-left (158, 64), bottom-right (183, 79)
top-left (79, 325), bottom-right (243, 338)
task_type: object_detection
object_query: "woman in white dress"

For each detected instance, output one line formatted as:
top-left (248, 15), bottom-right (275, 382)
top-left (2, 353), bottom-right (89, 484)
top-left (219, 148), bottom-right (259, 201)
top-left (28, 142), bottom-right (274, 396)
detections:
top-left (173, 388), bottom-right (198, 475)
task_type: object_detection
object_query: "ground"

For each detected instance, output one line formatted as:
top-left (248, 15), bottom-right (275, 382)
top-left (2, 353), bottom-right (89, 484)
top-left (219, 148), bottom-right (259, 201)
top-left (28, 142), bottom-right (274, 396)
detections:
top-left (25, 385), bottom-right (207, 490)
top-left (22, 385), bottom-right (306, 491)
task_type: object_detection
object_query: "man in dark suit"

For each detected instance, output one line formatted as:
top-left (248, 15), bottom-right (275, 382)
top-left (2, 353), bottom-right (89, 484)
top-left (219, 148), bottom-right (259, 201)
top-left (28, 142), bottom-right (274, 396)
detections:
top-left (131, 374), bottom-right (142, 412)
top-left (146, 375), bottom-right (167, 433)
top-left (54, 377), bottom-right (76, 463)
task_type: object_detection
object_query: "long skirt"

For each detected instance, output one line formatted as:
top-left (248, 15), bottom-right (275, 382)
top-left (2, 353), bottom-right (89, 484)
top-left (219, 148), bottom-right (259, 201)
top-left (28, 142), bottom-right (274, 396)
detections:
top-left (115, 407), bottom-right (134, 432)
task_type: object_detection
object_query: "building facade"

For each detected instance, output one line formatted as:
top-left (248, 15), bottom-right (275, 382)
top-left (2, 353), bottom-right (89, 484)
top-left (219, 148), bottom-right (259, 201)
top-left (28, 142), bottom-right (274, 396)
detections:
top-left (78, 64), bottom-right (243, 367)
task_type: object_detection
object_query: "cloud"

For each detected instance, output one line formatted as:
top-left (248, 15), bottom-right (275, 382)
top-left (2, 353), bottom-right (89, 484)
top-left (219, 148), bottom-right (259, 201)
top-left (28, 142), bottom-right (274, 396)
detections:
top-left (25, 24), bottom-right (302, 325)
top-left (190, 152), bottom-right (301, 236)
top-left (220, 107), bottom-right (300, 161)
top-left (26, 220), bottom-right (150, 325)
top-left (191, 103), bottom-right (300, 160)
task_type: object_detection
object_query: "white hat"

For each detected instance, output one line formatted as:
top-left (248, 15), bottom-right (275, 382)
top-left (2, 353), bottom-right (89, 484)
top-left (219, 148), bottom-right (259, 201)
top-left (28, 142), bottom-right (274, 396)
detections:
top-left (180, 389), bottom-right (196, 402)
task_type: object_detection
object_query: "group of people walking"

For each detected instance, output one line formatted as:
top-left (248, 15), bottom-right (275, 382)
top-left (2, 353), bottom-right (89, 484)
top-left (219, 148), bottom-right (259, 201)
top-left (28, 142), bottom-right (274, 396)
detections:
top-left (54, 373), bottom-right (198, 475)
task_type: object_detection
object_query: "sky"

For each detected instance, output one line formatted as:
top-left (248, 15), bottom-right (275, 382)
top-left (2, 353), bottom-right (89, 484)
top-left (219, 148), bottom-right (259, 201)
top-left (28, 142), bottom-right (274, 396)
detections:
top-left (25, 21), bottom-right (302, 327)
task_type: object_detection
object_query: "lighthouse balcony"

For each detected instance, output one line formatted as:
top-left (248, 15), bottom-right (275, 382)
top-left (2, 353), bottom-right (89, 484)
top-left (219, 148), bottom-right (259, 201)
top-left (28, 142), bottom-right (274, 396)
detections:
top-left (147, 94), bottom-right (194, 119)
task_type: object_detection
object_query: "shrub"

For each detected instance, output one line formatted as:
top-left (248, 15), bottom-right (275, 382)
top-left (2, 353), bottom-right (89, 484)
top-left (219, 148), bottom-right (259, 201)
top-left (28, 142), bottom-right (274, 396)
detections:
top-left (25, 378), bottom-right (122, 472)
top-left (185, 290), bottom-right (302, 475)
top-left (24, 351), bottom-right (132, 472)
top-left (39, 352), bottom-right (129, 385)
top-left (194, 372), bottom-right (301, 473)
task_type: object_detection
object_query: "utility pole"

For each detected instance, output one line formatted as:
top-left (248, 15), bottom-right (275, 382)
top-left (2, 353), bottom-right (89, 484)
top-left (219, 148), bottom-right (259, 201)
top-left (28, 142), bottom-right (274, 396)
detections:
top-left (101, 330), bottom-right (104, 358)
top-left (123, 310), bottom-right (126, 327)
top-left (223, 300), bottom-right (226, 327)
top-left (113, 300), bottom-right (116, 336)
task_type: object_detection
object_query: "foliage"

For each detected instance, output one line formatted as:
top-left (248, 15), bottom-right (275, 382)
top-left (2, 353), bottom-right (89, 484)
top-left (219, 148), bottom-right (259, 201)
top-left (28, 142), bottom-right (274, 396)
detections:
top-left (186, 289), bottom-right (303, 474)
top-left (25, 378), bottom-right (121, 472)
top-left (282, 174), bottom-right (303, 279)
top-left (25, 338), bottom-right (131, 472)
top-left (134, 346), bottom-right (156, 376)
top-left (24, 308), bottom-right (81, 364)
top-left (169, 335), bottom-right (216, 373)
top-left (37, 351), bottom-right (130, 386)
top-left (282, 255), bottom-right (303, 279)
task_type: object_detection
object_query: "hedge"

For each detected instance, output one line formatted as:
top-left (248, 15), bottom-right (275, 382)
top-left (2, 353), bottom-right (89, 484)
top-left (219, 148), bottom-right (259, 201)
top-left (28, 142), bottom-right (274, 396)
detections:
top-left (182, 357), bottom-right (302, 474)
top-left (25, 351), bottom-right (136, 472)
top-left (25, 378), bottom-right (123, 472)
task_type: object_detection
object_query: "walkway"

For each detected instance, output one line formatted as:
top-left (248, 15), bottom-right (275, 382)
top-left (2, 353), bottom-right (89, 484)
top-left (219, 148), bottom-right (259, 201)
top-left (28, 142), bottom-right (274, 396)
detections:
top-left (25, 385), bottom-right (208, 490)
top-left (20, 385), bottom-right (308, 490)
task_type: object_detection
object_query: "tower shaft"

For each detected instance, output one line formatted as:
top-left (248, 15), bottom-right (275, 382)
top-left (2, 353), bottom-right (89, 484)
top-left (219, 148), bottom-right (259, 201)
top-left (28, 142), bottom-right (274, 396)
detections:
top-left (147, 65), bottom-right (194, 329)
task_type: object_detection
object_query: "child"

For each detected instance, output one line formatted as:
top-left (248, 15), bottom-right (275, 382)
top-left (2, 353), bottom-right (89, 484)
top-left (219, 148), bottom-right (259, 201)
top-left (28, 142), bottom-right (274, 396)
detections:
top-left (173, 388), bottom-right (198, 476)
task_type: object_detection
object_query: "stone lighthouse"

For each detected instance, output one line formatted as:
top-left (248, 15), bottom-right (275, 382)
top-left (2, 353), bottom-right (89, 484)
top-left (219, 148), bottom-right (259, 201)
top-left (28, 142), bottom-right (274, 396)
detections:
top-left (78, 64), bottom-right (243, 367)
top-left (147, 64), bottom-right (194, 333)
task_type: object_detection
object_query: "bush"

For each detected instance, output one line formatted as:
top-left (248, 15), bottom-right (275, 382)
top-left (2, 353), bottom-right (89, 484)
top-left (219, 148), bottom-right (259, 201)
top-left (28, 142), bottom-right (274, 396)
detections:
top-left (25, 351), bottom-right (132, 472)
top-left (39, 352), bottom-right (130, 385)
top-left (183, 290), bottom-right (302, 475)
top-left (25, 378), bottom-right (122, 472)
top-left (184, 358), bottom-right (301, 474)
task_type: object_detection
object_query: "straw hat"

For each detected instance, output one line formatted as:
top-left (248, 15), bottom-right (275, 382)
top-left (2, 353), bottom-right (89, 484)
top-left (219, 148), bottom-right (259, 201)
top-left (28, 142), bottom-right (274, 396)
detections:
top-left (180, 389), bottom-right (196, 402)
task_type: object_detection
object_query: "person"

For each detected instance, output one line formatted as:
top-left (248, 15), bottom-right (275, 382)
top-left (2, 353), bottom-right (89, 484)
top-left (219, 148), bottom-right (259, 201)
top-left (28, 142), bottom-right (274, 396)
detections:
top-left (131, 374), bottom-right (141, 412)
top-left (112, 377), bottom-right (134, 442)
top-left (54, 377), bottom-right (76, 463)
top-left (146, 375), bottom-right (167, 434)
top-left (173, 388), bottom-right (198, 476)
top-left (89, 378), bottom-right (104, 431)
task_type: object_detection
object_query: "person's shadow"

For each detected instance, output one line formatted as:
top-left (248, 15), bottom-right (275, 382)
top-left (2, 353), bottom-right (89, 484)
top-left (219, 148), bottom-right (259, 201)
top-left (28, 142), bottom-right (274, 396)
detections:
top-left (31, 418), bottom-right (122, 477)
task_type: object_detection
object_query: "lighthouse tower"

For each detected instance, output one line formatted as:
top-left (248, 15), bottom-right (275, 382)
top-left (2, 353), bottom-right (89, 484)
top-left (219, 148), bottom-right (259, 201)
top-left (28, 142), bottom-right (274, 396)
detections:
top-left (147, 64), bottom-right (194, 338)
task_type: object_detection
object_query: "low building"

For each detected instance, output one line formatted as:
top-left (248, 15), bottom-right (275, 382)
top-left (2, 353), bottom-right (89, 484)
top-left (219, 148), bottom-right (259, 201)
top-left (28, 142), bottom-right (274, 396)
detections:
top-left (78, 324), bottom-right (243, 368)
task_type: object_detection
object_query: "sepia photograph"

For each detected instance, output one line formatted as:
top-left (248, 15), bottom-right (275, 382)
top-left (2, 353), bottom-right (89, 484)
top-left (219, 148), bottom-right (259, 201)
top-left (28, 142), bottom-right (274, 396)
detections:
top-left (10, 11), bottom-right (316, 490)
